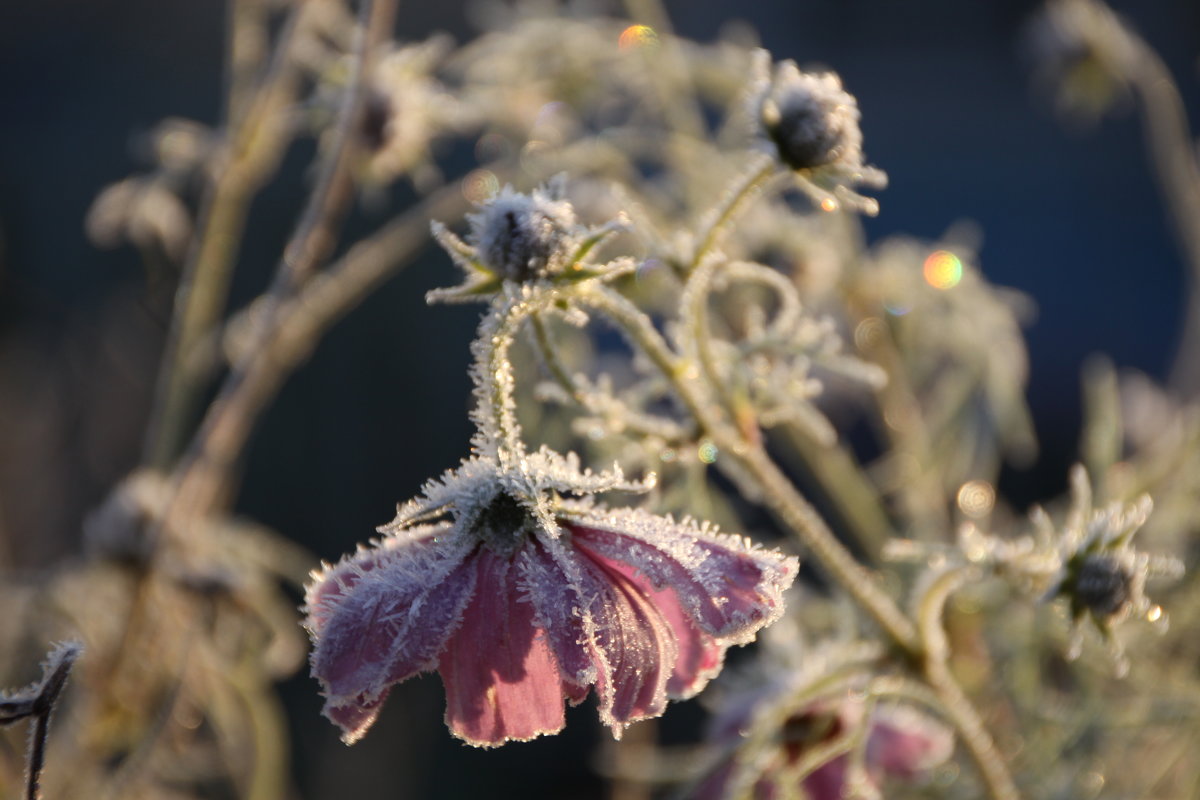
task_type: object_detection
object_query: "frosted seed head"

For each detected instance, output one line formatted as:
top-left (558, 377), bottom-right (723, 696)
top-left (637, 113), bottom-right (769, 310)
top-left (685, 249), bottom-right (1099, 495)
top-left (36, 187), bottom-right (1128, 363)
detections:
top-left (469, 185), bottom-right (577, 282)
top-left (761, 66), bottom-right (861, 172)
top-left (745, 51), bottom-right (885, 215)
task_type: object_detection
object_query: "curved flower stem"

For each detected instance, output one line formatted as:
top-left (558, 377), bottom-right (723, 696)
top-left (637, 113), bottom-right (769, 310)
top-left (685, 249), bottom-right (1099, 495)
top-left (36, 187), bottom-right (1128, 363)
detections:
top-left (680, 254), bottom-right (739, 424)
top-left (690, 157), bottom-right (778, 270)
top-left (585, 286), bottom-right (919, 654)
top-left (529, 312), bottom-right (690, 441)
top-left (683, 256), bottom-right (892, 555)
top-left (473, 293), bottom-right (542, 464)
top-left (1121, 41), bottom-right (1200, 395)
top-left (531, 312), bottom-right (580, 400)
top-left (918, 566), bottom-right (1020, 800)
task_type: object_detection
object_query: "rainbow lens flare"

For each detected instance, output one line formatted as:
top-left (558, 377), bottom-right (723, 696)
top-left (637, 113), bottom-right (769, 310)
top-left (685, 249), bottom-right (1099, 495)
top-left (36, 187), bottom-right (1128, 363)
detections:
top-left (618, 24), bottom-right (659, 50)
top-left (923, 250), bottom-right (963, 289)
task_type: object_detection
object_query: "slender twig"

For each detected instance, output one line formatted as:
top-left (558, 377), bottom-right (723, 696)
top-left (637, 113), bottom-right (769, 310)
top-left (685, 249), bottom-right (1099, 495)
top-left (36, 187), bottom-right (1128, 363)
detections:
top-left (0, 643), bottom-right (83, 800)
top-left (142, 5), bottom-right (307, 469)
top-left (1122, 40), bottom-right (1200, 395)
top-left (690, 158), bottom-right (777, 271)
top-left (917, 567), bottom-right (1020, 800)
top-left (165, 0), bottom-right (395, 523)
top-left (529, 312), bottom-right (692, 441)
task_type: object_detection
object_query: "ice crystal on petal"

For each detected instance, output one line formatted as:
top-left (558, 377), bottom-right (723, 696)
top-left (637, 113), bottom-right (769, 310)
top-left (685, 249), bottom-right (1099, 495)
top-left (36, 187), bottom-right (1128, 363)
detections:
top-left (304, 451), bottom-right (797, 746)
top-left (746, 51), bottom-right (885, 215)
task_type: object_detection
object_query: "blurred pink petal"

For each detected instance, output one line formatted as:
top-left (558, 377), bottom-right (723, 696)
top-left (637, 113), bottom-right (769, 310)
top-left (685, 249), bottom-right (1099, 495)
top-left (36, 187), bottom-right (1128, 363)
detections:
top-left (439, 550), bottom-right (567, 745)
top-left (694, 692), bottom-right (954, 799)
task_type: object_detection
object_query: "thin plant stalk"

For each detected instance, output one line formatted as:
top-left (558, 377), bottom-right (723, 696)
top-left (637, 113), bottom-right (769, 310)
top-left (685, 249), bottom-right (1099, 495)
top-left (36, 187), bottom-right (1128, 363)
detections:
top-left (583, 285), bottom-right (1024, 800)
top-left (142, 5), bottom-right (307, 469)
top-left (1122, 41), bottom-right (1200, 395)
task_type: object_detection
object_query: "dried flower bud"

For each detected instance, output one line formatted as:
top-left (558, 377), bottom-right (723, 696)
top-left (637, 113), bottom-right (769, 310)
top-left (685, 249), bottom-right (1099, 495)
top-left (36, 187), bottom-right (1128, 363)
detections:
top-left (471, 184), bottom-right (577, 282)
top-left (1024, 0), bottom-right (1134, 121)
top-left (746, 51), bottom-right (885, 215)
top-left (760, 66), bottom-right (861, 172)
top-left (429, 177), bottom-right (632, 303)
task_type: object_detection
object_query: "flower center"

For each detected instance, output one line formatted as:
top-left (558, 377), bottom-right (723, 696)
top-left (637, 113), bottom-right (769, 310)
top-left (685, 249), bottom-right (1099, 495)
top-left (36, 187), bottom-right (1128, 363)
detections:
top-left (1075, 554), bottom-right (1132, 618)
top-left (463, 491), bottom-right (539, 555)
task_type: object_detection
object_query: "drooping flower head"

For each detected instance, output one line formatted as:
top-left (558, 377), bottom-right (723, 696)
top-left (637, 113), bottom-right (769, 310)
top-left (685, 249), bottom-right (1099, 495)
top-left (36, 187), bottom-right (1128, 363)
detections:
top-left (693, 671), bottom-right (953, 800)
top-left (746, 51), bottom-right (885, 215)
top-left (428, 176), bottom-right (631, 303)
top-left (304, 444), bottom-right (797, 747)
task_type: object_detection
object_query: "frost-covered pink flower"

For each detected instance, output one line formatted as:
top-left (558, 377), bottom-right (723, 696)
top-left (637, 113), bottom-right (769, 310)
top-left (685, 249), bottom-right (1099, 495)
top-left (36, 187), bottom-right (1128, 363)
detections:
top-left (694, 691), bottom-right (953, 800)
top-left (304, 451), bottom-right (797, 747)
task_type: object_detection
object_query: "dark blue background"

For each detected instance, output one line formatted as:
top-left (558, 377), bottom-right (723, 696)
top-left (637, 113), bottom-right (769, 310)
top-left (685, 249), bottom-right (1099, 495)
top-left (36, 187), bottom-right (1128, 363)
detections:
top-left (1, 1), bottom-right (1197, 796)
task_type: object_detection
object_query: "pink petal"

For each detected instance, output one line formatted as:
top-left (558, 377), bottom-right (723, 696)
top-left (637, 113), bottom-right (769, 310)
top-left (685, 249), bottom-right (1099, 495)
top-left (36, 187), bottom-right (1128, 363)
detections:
top-left (577, 550), bottom-right (676, 732)
top-left (305, 529), bottom-right (438, 634)
top-left (519, 537), bottom-right (676, 734)
top-left (582, 548), bottom-right (725, 699)
top-left (324, 690), bottom-right (389, 745)
top-left (438, 549), bottom-right (568, 746)
top-left (867, 706), bottom-right (954, 778)
top-left (309, 532), bottom-right (478, 711)
top-left (516, 539), bottom-right (599, 689)
top-left (566, 510), bottom-right (797, 644)
top-left (803, 756), bottom-right (852, 800)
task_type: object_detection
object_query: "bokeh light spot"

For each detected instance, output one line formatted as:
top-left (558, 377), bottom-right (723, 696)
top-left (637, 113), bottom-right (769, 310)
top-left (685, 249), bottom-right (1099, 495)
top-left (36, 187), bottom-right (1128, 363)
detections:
top-left (697, 440), bottom-right (718, 464)
top-left (819, 197), bottom-right (838, 212)
top-left (461, 169), bottom-right (499, 203)
top-left (923, 250), bottom-right (963, 289)
top-left (956, 480), bottom-right (995, 519)
top-left (619, 24), bottom-right (659, 51)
